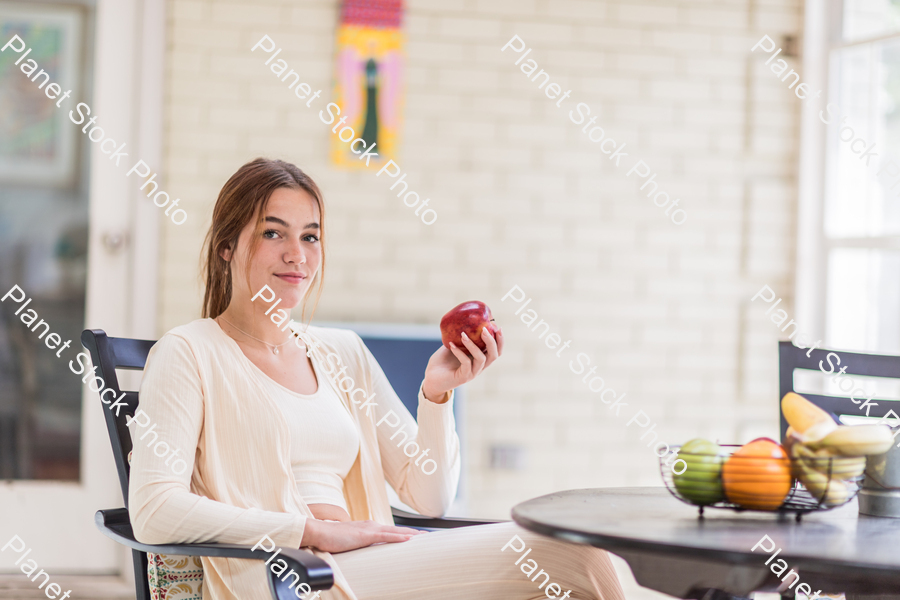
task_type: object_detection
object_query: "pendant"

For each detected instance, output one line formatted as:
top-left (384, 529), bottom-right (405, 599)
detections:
top-left (273, 347), bottom-right (279, 355)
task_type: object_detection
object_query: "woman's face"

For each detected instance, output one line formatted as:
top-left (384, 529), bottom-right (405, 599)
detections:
top-left (224, 187), bottom-right (322, 312)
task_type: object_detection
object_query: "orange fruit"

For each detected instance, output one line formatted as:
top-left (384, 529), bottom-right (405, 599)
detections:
top-left (722, 438), bottom-right (793, 511)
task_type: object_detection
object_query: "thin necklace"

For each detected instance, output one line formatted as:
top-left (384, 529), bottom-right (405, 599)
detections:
top-left (217, 316), bottom-right (302, 355)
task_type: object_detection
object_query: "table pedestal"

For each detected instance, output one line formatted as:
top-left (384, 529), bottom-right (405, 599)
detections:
top-left (616, 546), bottom-right (900, 600)
top-left (614, 548), bottom-right (786, 598)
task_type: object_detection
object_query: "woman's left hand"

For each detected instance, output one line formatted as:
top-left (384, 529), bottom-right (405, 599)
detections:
top-left (421, 326), bottom-right (503, 403)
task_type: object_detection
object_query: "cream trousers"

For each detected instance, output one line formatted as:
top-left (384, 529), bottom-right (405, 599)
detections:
top-left (328, 521), bottom-right (626, 600)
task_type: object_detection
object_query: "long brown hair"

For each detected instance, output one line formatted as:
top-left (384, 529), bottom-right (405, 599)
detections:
top-left (201, 158), bottom-right (325, 321)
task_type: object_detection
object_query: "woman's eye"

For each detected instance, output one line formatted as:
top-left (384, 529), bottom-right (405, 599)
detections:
top-left (263, 229), bottom-right (280, 239)
top-left (303, 234), bottom-right (320, 243)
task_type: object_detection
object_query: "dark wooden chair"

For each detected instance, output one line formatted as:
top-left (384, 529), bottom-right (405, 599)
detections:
top-left (82, 329), bottom-right (496, 600)
top-left (778, 340), bottom-right (900, 440)
top-left (777, 341), bottom-right (900, 600)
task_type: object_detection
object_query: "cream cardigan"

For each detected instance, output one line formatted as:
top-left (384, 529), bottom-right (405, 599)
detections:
top-left (128, 319), bottom-right (460, 600)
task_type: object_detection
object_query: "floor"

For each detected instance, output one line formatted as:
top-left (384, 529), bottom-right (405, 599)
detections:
top-left (0, 575), bottom-right (133, 600)
top-left (0, 556), bottom-right (674, 600)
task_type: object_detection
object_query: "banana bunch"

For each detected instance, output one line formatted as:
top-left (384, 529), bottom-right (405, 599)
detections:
top-left (782, 392), bottom-right (895, 507)
top-left (808, 425), bottom-right (895, 456)
top-left (781, 392), bottom-right (838, 443)
top-left (786, 437), bottom-right (859, 506)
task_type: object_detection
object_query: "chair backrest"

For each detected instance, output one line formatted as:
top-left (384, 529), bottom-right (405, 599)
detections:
top-left (316, 321), bottom-right (468, 510)
top-left (81, 329), bottom-right (157, 600)
top-left (81, 329), bottom-right (157, 503)
top-left (778, 341), bottom-right (900, 440)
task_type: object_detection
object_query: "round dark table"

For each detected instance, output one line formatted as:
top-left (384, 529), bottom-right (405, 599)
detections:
top-left (511, 487), bottom-right (900, 600)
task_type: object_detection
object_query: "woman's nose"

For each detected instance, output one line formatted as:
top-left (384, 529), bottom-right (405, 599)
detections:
top-left (284, 239), bottom-right (306, 264)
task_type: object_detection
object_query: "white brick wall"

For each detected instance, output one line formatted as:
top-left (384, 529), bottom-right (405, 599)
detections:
top-left (160, 0), bottom-right (803, 525)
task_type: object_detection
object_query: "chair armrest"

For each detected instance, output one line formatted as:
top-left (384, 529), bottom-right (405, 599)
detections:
top-left (390, 506), bottom-right (504, 529)
top-left (96, 508), bottom-right (333, 598)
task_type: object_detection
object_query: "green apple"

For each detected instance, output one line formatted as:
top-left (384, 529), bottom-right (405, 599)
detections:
top-left (673, 438), bottom-right (725, 505)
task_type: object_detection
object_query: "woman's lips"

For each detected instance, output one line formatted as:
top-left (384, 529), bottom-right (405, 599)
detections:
top-left (275, 273), bottom-right (306, 284)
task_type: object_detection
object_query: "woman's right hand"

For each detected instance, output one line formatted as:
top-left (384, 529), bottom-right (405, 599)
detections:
top-left (300, 519), bottom-right (426, 553)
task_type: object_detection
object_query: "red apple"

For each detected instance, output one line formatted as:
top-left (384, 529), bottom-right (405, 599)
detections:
top-left (440, 301), bottom-right (499, 356)
top-left (748, 437), bottom-right (781, 445)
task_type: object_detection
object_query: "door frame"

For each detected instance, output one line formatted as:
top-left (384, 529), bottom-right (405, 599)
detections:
top-left (794, 0), bottom-right (832, 343)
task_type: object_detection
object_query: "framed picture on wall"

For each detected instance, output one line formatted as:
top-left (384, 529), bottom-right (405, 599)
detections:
top-left (0, 3), bottom-right (82, 187)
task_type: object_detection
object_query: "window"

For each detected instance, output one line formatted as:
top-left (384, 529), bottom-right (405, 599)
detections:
top-left (817, 0), bottom-right (900, 353)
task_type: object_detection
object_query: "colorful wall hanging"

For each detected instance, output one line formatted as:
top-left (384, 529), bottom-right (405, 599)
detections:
top-left (330, 0), bottom-right (404, 169)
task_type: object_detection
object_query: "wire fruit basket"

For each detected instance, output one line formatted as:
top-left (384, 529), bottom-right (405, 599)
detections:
top-left (660, 444), bottom-right (865, 521)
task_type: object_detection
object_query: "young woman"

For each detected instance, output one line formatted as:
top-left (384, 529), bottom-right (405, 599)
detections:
top-left (129, 158), bottom-right (625, 600)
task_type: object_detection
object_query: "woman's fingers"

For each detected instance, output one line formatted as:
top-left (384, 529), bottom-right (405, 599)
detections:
top-left (460, 333), bottom-right (486, 373)
top-left (371, 524), bottom-right (426, 544)
top-left (447, 342), bottom-right (472, 377)
top-left (446, 327), bottom-right (503, 387)
top-left (306, 520), bottom-right (429, 553)
top-left (481, 326), bottom-right (500, 364)
top-left (386, 525), bottom-right (425, 535)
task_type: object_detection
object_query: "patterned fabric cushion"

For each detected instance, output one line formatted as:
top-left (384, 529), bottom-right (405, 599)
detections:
top-left (128, 450), bottom-right (205, 600)
top-left (147, 553), bottom-right (203, 600)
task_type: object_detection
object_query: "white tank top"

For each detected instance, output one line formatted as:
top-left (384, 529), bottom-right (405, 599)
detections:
top-left (271, 358), bottom-right (360, 511)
